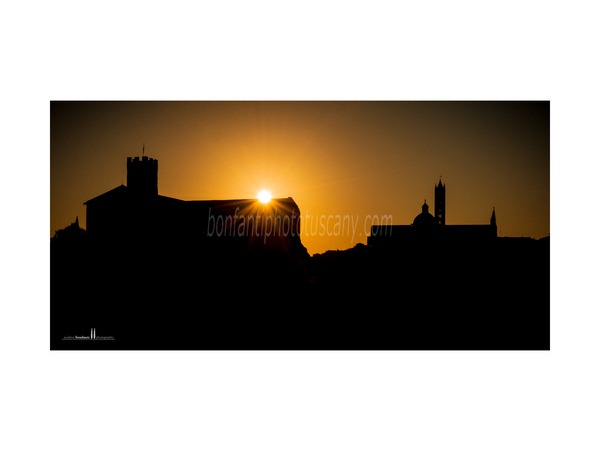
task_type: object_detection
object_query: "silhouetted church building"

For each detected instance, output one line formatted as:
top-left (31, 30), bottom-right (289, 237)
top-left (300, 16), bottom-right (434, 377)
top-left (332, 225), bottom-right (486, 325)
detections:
top-left (368, 179), bottom-right (497, 248)
top-left (83, 155), bottom-right (308, 258)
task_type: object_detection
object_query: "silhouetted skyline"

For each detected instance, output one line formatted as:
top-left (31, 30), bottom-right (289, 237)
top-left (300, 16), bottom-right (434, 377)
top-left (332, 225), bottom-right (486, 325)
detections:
top-left (51, 101), bottom-right (549, 255)
top-left (10, 2), bottom-right (597, 449)
top-left (50, 147), bottom-right (549, 351)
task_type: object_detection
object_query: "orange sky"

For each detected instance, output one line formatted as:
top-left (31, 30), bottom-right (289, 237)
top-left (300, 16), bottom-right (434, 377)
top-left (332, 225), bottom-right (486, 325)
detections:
top-left (50, 101), bottom-right (549, 255)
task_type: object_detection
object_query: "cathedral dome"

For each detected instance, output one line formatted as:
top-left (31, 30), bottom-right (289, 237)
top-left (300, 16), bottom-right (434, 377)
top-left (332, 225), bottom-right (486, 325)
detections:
top-left (412, 200), bottom-right (437, 227)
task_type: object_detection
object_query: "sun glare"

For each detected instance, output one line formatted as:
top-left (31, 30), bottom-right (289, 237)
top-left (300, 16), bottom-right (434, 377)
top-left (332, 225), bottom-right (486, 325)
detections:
top-left (258, 189), bottom-right (272, 204)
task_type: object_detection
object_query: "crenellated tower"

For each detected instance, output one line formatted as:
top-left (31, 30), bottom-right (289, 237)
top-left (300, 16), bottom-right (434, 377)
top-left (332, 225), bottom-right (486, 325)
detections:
top-left (127, 155), bottom-right (158, 197)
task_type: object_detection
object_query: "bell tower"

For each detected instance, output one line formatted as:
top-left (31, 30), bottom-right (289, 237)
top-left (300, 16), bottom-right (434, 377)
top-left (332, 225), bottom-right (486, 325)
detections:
top-left (434, 177), bottom-right (445, 226)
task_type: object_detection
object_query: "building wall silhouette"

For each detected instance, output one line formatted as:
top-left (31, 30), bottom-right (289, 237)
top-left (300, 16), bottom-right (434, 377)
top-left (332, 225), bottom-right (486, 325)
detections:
top-left (84, 155), bottom-right (308, 258)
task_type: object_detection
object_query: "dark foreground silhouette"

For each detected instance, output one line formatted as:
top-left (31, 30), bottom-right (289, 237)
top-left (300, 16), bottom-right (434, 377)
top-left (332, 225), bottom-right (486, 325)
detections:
top-left (50, 228), bottom-right (549, 350)
top-left (309, 237), bottom-right (549, 350)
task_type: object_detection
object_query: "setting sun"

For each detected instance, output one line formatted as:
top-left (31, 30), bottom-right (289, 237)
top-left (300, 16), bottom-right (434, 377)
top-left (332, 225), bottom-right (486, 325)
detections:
top-left (257, 189), bottom-right (272, 204)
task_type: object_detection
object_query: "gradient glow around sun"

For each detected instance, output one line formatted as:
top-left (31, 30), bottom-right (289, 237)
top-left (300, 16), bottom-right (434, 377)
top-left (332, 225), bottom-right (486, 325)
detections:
top-left (257, 189), bottom-right (272, 204)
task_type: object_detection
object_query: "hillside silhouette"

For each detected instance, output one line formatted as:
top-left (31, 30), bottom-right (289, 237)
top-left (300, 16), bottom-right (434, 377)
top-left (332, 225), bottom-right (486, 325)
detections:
top-left (51, 225), bottom-right (549, 350)
top-left (308, 237), bottom-right (549, 350)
